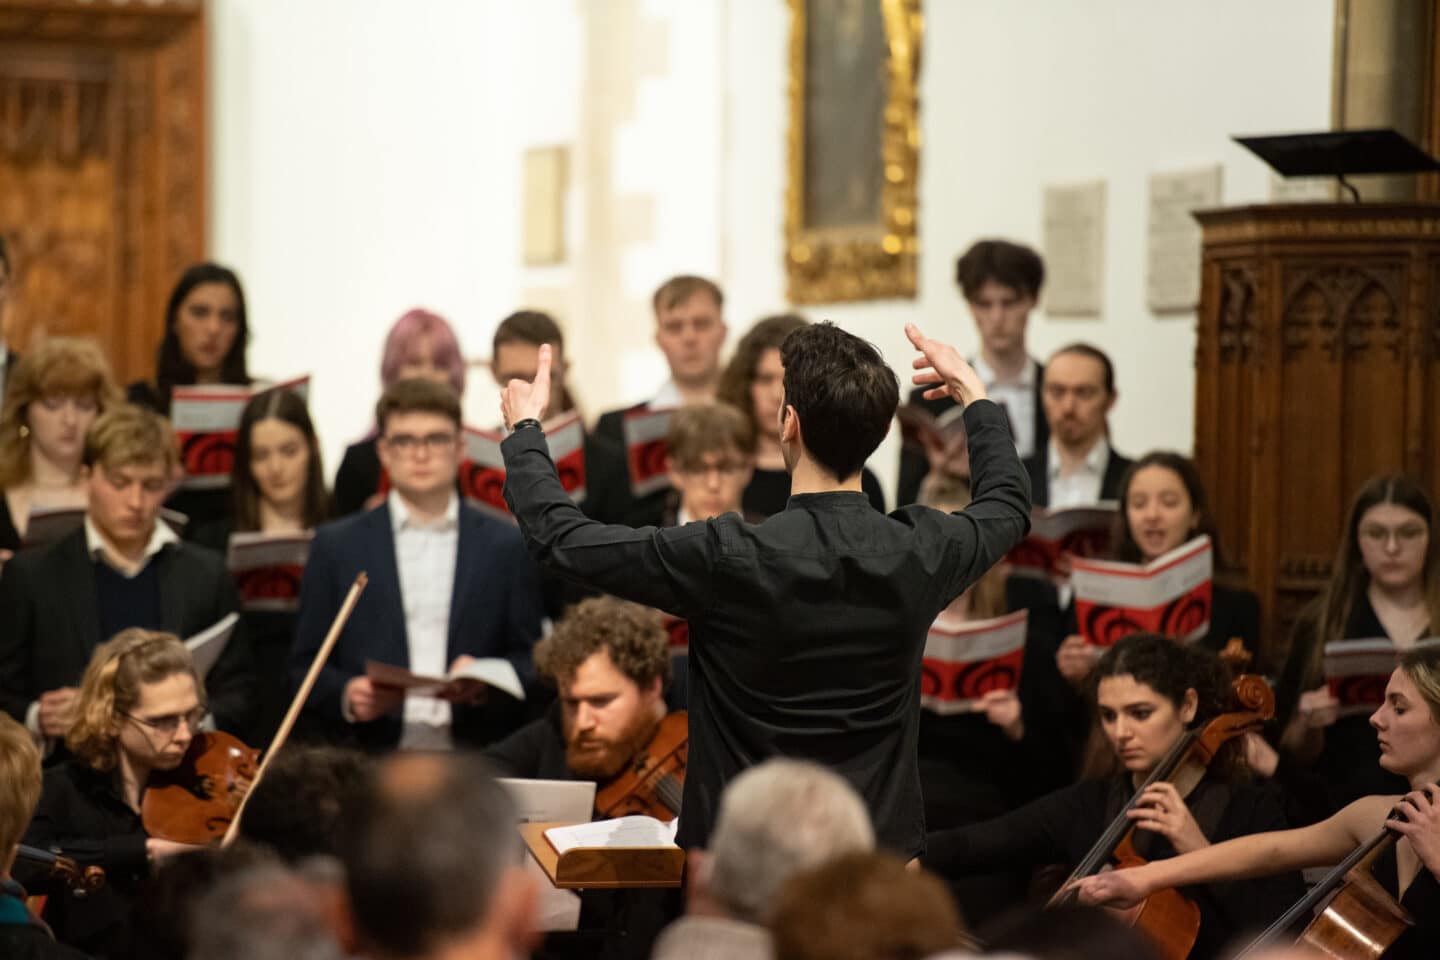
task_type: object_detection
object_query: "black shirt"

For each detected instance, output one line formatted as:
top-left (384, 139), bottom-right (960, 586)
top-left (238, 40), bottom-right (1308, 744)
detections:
top-left (483, 705), bottom-right (574, 781)
top-left (1374, 841), bottom-right (1440, 960)
top-left (501, 399), bottom-right (1030, 855)
top-left (742, 466), bottom-right (886, 518)
top-left (925, 774), bottom-right (1304, 960)
top-left (17, 761), bottom-right (150, 958)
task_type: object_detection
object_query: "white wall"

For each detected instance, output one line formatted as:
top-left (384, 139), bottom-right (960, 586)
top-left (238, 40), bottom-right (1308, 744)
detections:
top-left (210, 0), bottom-right (1333, 499)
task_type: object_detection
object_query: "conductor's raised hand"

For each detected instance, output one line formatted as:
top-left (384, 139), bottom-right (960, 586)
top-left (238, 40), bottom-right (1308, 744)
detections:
top-left (905, 324), bottom-right (987, 407)
top-left (501, 343), bottom-right (553, 430)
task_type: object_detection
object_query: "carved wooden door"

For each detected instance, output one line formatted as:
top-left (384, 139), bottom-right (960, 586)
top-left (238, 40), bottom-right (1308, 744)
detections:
top-left (0, 0), bottom-right (205, 386)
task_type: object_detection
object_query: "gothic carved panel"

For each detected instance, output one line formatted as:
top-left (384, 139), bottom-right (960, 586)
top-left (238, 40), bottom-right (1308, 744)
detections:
top-left (1281, 264), bottom-right (1402, 362)
top-left (1216, 266), bottom-right (1257, 364)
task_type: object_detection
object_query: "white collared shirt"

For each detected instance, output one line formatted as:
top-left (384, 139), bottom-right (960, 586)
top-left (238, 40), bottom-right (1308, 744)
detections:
top-left (1046, 436), bottom-right (1111, 509)
top-left (388, 490), bottom-right (460, 750)
top-left (970, 354), bottom-right (1039, 458)
top-left (651, 380), bottom-right (683, 409)
top-left (84, 515), bottom-right (178, 578)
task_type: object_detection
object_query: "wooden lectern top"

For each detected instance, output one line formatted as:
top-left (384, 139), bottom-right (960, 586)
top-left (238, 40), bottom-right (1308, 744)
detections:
top-left (520, 821), bottom-right (685, 890)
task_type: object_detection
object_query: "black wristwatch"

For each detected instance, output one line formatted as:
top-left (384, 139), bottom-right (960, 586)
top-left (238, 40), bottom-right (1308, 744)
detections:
top-left (511, 418), bottom-right (544, 434)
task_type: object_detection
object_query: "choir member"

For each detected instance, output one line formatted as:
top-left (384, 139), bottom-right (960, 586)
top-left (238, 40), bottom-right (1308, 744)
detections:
top-left (191, 386), bottom-right (330, 746)
top-left (1076, 643), bottom-right (1440, 960)
top-left (332, 308), bottom-right (466, 517)
top-left (717, 313), bottom-right (885, 516)
top-left (926, 633), bottom-right (1303, 960)
top-left (1271, 473), bottom-right (1439, 820)
top-left (898, 238), bottom-right (1048, 506)
top-left (497, 322), bottom-right (1030, 856)
top-left (0, 337), bottom-right (122, 565)
top-left (0, 405), bottom-right (254, 740)
top-left (17, 630), bottom-right (211, 956)
top-left (1024, 343), bottom-right (1132, 509)
top-left (291, 378), bottom-right (542, 751)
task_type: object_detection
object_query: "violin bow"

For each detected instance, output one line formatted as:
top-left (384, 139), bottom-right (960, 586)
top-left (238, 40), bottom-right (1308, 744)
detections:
top-left (221, 572), bottom-right (368, 847)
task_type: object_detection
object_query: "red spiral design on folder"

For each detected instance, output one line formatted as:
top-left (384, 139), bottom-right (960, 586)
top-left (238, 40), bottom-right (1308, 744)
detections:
top-left (459, 462), bottom-right (508, 513)
top-left (181, 432), bottom-right (238, 477)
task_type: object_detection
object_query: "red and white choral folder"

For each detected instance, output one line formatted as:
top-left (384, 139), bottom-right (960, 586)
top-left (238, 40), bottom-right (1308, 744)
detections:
top-left (621, 407), bottom-right (675, 498)
top-left (226, 530), bottom-right (314, 613)
top-left (920, 610), bottom-right (1028, 715)
top-left (1071, 535), bottom-right (1213, 648)
top-left (171, 375), bottom-right (311, 489)
top-left (1006, 503), bottom-right (1118, 583)
top-left (460, 412), bottom-right (588, 515)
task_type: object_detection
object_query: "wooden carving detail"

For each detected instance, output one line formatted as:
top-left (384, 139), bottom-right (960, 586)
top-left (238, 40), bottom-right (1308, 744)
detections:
top-left (1282, 265), bottom-right (1402, 362)
top-left (1217, 267), bottom-right (1257, 364)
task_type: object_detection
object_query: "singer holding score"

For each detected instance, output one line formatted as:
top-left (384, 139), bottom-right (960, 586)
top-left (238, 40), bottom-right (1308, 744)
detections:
top-left (497, 322), bottom-right (1031, 856)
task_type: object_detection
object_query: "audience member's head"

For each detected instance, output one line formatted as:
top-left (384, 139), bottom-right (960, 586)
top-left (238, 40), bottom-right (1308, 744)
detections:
top-left (380, 308), bottom-right (466, 398)
top-left (1112, 451), bottom-right (1218, 565)
top-left (340, 752), bottom-right (535, 960)
top-left (693, 759), bottom-right (874, 926)
top-left (652, 275), bottom-right (727, 391)
top-left (238, 745), bottom-right (369, 862)
top-left (67, 628), bottom-right (204, 773)
top-left (491, 309), bottom-right (576, 415)
top-left (1088, 633), bottom-right (1237, 780)
top-left (770, 851), bottom-right (965, 960)
top-left (717, 312), bottom-right (808, 447)
top-left (778, 322), bottom-right (898, 481)
top-left (81, 404), bottom-right (179, 554)
top-left (231, 385), bottom-right (329, 531)
top-left (919, 476), bottom-right (1005, 618)
top-left (0, 712), bottom-right (42, 878)
top-left (981, 903), bottom-right (1162, 960)
top-left (158, 262), bottom-right (249, 401)
top-left (665, 403), bottom-right (756, 520)
top-left (955, 240), bottom-right (1044, 364)
top-left (0, 336), bottom-right (122, 490)
top-left (374, 378), bottom-right (464, 507)
top-left (534, 596), bottom-right (670, 779)
top-left (1041, 343), bottom-right (1115, 454)
top-left (127, 841), bottom-right (278, 960)
top-left (1315, 473), bottom-right (1439, 657)
top-left (183, 861), bottom-right (345, 960)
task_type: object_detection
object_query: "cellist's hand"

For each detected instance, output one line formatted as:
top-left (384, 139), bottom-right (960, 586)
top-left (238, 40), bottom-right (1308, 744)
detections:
top-left (1070, 866), bottom-right (1152, 910)
top-left (1127, 783), bottom-right (1210, 854)
top-left (1391, 785), bottom-right (1440, 878)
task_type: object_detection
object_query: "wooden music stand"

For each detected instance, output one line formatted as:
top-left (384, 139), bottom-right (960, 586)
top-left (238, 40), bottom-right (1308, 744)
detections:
top-left (520, 822), bottom-right (685, 889)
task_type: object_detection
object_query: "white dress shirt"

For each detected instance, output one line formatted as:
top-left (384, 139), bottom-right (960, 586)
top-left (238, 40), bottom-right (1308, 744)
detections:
top-left (970, 354), bottom-right (1039, 459)
top-left (1046, 436), bottom-right (1111, 509)
top-left (389, 490), bottom-right (460, 750)
top-left (650, 380), bottom-right (683, 409)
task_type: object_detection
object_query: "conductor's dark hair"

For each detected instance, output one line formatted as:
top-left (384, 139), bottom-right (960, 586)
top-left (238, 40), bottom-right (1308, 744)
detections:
top-left (238, 745), bottom-right (367, 862)
top-left (779, 322), bottom-right (898, 481)
top-left (156, 262), bottom-right (250, 411)
top-left (340, 753), bottom-right (518, 956)
top-left (955, 239), bottom-right (1045, 301)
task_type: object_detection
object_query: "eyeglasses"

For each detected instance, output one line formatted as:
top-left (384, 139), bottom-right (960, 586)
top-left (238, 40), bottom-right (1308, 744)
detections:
top-left (124, 707), bottom-right (207, 739)
top-left (383, 432), bottom-right (457, 455)
top-left (1360, 524), bottom-right (1427, 547)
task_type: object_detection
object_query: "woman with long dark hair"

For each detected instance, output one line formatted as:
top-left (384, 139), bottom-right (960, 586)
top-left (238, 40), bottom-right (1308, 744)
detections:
top-left (926, 633), bottom-right (1302, 960)
top-left (130, 262), bottom-right (250, 415)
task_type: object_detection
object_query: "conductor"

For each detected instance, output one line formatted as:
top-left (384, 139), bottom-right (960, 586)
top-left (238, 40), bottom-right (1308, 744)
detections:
top-left (499, 322), bottom-right (1030, 857)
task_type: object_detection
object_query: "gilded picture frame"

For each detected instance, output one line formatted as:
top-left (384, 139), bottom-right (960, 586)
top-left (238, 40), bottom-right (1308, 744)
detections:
top-left (785, 0), bottom-right (921, 304)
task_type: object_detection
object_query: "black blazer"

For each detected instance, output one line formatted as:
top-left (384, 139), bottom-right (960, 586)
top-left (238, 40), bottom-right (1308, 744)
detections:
top-left (289, 499), bottom-right (545, 750)
top-left (1022, 444), bottom-right (1133, 509)
top-left (501, 399), bottom-right (1031, 856)
top-left (0, 528), bottom-right (255, 735)
top-left (896, 366), bottom-right (1047, 507)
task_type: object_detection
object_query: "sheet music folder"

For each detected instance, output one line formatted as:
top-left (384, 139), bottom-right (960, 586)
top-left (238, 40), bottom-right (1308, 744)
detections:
top-left (519, 821), bottom-right (684, 889)
top-left (1233, 128), bottom-right (1440, 178)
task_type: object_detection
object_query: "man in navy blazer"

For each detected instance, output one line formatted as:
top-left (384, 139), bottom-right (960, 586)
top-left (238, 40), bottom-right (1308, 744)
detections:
top-left (290, 379), bottom-right (543, 751)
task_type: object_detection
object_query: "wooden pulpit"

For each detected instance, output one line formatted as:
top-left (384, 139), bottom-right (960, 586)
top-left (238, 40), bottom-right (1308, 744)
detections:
top-left (1193, 203), bottom-right (1440, 667)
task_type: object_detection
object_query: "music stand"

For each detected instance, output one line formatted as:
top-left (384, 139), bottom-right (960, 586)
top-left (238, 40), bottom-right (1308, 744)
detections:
top-left (1233, 128), bottom-right (1440, 202)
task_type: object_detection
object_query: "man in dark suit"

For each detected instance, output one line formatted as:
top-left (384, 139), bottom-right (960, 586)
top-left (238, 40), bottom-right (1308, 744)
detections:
top-left (1023, 343), bottom-right (1132, 508)
top-left (497, 322), bottom-right (1030, 857)
top-left (592, 275), bottom-right (728, 526)
top-left (898, 240), bottom-right (1048, 506)
top-left (290, 378), bottom-right (543, 752)
top-left (0, 405), bottom-right (253, 739)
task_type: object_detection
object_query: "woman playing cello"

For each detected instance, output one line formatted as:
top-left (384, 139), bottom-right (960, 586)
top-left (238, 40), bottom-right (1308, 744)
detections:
top-left (925, 633), bottom-right (1302, 959)
top-left (16, 629), bottom-right (211, 957)
top-left (1076, 643), bottom-right (1440, 959)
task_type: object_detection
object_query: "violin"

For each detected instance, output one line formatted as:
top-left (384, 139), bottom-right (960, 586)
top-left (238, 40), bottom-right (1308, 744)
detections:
top-left (1051, 673), bottom-right (1276, 960)
top-left (15, 844), bottom-right (105, 898)
top-left (140, 574), bottom-right (369, 846)
top-left (1234, 811), bottom-right (1414, 960)
top-left (594, 710), bottom-right (688, 821)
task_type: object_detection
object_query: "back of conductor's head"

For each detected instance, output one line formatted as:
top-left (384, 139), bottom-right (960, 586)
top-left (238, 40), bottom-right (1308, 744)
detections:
top-left (779, 322), bottom-right (899, 481)
top-left (338, 752), bottom-right (535, 960)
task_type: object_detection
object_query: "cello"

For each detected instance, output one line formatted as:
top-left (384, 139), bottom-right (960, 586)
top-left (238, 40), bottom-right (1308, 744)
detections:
top-left (1051, 673), bottom-right (1276, 959)
top-left (594, 710), bottom-right (688, 821)
top-left (140, 573), bottom-right (368, 845)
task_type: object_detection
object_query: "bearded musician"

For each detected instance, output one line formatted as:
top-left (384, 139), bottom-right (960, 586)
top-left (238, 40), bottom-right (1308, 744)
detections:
top-left (483, 595), bottom-right (678, 805)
